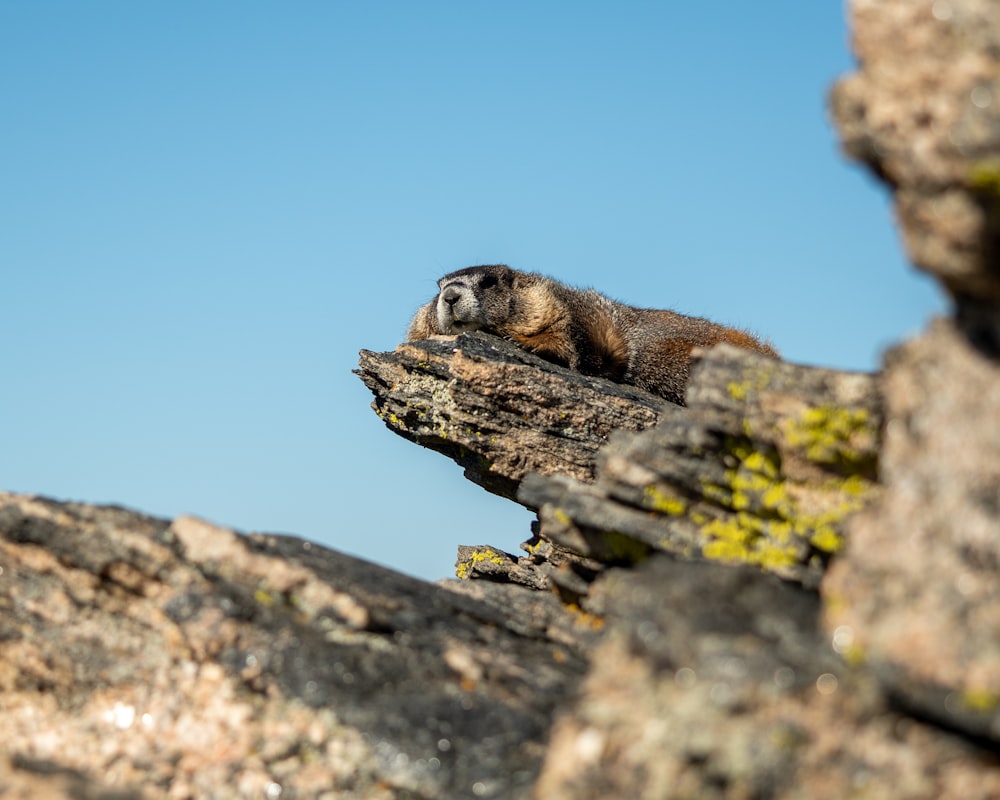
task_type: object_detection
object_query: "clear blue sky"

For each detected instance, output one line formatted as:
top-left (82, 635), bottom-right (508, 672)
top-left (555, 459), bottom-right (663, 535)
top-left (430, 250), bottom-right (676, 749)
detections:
top-left (2, 3), bottom-right (944, 580)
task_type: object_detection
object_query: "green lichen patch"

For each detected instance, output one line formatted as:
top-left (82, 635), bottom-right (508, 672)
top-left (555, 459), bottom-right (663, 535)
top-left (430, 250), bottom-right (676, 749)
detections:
top-left (808, 526), bottom-right (843, 554)
top-left (969, 160), bottom-right (1000, 198)
top-left (695, 434), bottom-right (876, 569)
top-left (254, 587), bottom-right (278, 607)
top-left (551, 507), bottom-right (573, 526)
top-left (960, 687), bottom-right (1000, 714)
top-left (838, 641), bottom-right (867, 668)
top-left (727, 381), bottom-right (751, 402)
top-left (780, 406), bottom-right (877, 474)
top-left (700, 515), bottom-right (801, 570)
top-left (726, 363), bottom-right (776, 403)
top-left (789, 479), bottom-right (874, 554)
top-left (253, 584), bottom-right (309, 618)
top-left (643, 485), bottom-right (687, 516)
top-left (742, 449), bottom-right (781, 480)
top-left (455, 546), bottom-right (510, 580)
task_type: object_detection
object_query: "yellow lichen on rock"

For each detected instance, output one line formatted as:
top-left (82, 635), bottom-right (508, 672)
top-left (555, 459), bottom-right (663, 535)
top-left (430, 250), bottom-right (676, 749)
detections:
top-left (455, 546), bottom-right (510, 580)
top-left (643, 485), bottom-right (687, 516)
top-left (694, 431), bottom-right (877, 569)
top-left (781, 406), bottom-right (875, 469)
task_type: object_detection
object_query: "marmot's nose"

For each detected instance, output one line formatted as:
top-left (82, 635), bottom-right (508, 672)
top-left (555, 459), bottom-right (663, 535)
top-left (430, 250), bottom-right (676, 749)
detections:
top-left (441, 286), bottom-right (462, 307)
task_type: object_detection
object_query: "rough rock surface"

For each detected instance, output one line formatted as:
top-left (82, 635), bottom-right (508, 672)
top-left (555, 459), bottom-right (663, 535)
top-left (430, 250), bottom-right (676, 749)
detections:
top-left (518, 344), bottom-right (881, 590)
top-left (356, 322), bottom-right (1000, 797)
top-left (7, 1), bottom-right (1000, 797)
top-left (360, 335), bottom-right (881, 590)
top-left (537, 558), bottom-right (1000, 800)
top-left (356, 333), bottom-right (663, 502)
top-left (832, 0), bottom-right (1000, 304)
top-left (0, 493), bottom-right (587, 799)
top-left (7, 487), bottom-right (1000, 799)
top-left (825, 0), bottom-right (1000, 751)
top-left (824, 318), bottom-right (1000, 743)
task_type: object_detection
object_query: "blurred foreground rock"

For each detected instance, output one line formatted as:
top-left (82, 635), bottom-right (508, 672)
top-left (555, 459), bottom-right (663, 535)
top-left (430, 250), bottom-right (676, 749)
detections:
top-left (823, 0), bottom-right (1000, 754)
top-left (6, 482), bottom-right (1000, 799)
top-left (538, 559), bottom-right (1000, 799)
top-left (831, 0), bottom-right (1000, 306)
top-left (824, 318), bottom-right (1000, 742)
top-left (0, 494), bottom-right (587, 798)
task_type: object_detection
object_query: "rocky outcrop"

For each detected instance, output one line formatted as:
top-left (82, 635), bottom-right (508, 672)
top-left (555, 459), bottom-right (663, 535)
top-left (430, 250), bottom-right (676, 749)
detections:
top-left (0, 494), bottom-right (588, 798)
top-left (358, 334), bottom-right (881, 591)
top-left (356, 333), bottom-right (664, 501)
top-left (519, 343), bottom-right (881, 591)
top-left (6, 1), bottom-right (1000, 797)
top-left (537, 558), bottom-right (1000, 799)
top-left (355, 326), bottom-right (1000, 797)
top-left (831, 0), bottom-right (1000, 306)
top-left (6, 481), bottom-right (999, 799)
top-left (824, 319), bottom-right (1000, 743)
top-left (821, 0), bottom-right (1000, 756)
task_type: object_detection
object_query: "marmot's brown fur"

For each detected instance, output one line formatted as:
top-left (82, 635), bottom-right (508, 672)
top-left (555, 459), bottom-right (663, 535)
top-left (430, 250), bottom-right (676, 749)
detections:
top-left (407, 265), bottom-right (778, 405)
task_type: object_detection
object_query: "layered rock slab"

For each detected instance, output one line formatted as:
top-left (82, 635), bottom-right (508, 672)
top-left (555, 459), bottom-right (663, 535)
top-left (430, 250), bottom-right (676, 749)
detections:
top-left (359, 335), bottom-right (882, 591)
top-left (519, 345), bottom-right (882, 589)
top-left (356, 332), bottom-right (663, 502)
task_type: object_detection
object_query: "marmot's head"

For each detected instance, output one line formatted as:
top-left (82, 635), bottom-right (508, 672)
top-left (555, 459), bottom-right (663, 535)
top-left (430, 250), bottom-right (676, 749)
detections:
top-left (434, 264), bottom-right (518, 334)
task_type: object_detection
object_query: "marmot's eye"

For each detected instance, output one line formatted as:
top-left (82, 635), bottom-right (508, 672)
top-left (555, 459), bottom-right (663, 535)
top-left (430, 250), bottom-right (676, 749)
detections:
top-left (480, 275), bottom-right (498, 290)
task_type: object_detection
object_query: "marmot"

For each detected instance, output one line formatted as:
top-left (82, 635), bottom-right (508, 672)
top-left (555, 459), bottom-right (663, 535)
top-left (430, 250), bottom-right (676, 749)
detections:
top-left (407, 264), bottom-right (778, 405)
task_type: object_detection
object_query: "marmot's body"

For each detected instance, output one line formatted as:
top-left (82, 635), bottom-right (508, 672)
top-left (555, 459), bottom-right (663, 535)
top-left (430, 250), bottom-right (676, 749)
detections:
top-left (408, 265), bottom-right (778, 405)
